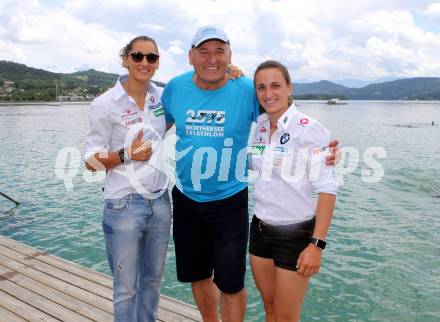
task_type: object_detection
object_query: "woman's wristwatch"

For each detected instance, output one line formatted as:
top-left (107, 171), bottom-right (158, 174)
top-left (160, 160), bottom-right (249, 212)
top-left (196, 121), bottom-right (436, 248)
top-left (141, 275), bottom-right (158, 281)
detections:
top-left (310, 237), bottom-right (327, 250)
top-left (118, 148), bottom-right (127, 164)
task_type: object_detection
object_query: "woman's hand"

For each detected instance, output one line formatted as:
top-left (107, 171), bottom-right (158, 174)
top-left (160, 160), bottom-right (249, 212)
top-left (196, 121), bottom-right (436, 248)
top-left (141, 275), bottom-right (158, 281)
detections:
top-left (129, 130), bottom-right (152, 161)
top-left (296, 244), bottom-right (322, 277)
top-left (227, 64), bottom-right (245, 79)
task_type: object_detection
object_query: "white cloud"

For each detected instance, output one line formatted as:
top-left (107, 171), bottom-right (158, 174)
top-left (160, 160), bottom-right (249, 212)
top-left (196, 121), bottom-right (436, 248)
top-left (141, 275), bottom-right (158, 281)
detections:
top-left (0, 3), bottom-right (132, 74)
top-left (166, 40), bottom-right (185, 55)
top-left (1, 0), bottom-right (440, 82)
top-left (167, 46), bottom-right (185, 56)
top-left (137, 22), bottom-right (166, 32)
top-left (425, 2), bottom-right (440, 16)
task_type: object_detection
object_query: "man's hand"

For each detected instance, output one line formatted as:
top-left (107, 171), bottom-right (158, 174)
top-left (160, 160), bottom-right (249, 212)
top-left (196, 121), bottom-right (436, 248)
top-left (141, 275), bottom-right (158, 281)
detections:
top-left (326, 139), bottom-right (341, 166)
top-left (129, 130), bottom-right (152, 161)
top-left (227, 64), bottom-right (244, 79)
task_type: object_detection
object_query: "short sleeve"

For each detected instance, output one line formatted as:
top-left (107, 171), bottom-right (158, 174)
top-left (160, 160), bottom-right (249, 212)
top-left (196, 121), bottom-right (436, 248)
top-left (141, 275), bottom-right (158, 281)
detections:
top-left (300, 121), bottom-right (338, 195)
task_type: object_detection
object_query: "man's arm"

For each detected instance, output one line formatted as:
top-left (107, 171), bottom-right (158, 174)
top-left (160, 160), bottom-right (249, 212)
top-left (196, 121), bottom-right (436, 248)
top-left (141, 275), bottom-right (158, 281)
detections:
top-left (166, 122), bottom-right (175, 131)
top-left (227, 64), bottom-right (244, 79)
top-left (326, 140), bottom-right (341, 165)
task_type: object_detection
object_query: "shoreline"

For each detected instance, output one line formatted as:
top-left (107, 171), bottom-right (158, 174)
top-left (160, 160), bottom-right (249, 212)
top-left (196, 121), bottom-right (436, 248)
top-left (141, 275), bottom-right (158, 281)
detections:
top-left (1, 100), bottom-right (439, 107)
top-left (0, 101), bottom-right (92, 106)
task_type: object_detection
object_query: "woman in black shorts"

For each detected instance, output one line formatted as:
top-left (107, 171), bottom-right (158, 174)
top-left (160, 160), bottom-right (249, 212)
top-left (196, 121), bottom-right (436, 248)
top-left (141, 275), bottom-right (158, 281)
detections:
top-left (248, 60), bottom-right (338, 322)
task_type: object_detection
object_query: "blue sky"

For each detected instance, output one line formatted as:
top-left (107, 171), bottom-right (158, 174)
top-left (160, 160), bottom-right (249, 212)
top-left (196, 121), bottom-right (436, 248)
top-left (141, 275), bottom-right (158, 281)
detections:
top-left (1, 0), bottom-right (440, 83)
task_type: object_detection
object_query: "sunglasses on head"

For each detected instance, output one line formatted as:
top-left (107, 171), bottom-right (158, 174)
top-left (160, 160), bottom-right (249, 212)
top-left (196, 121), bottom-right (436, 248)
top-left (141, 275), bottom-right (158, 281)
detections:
top-left (129, 52), bottom-right (160, 64)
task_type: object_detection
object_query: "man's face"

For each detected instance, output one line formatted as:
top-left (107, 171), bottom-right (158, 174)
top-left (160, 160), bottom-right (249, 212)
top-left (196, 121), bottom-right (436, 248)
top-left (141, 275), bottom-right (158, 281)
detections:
top-left (189, 40), bottom-right (232, 89)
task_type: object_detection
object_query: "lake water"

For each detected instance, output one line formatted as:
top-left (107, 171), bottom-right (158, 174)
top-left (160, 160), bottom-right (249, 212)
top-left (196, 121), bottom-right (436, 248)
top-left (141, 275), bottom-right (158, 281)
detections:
top-left (0, 101), bottom-right (439, 321)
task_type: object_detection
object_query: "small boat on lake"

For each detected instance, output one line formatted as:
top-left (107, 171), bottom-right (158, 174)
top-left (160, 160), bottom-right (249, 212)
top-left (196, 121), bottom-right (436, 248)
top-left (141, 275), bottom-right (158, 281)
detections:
top-left (327, 98), bottom-right (347, 105)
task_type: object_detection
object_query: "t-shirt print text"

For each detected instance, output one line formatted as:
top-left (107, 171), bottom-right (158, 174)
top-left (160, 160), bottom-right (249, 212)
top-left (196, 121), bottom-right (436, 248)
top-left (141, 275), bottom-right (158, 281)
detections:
top-left (185, 109), bottom-right (226, 137)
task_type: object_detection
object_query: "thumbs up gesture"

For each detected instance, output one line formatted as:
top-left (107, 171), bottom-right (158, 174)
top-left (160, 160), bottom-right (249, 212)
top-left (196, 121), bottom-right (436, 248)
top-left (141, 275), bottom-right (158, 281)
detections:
top-left (128, 129), bottom-right (152, 161)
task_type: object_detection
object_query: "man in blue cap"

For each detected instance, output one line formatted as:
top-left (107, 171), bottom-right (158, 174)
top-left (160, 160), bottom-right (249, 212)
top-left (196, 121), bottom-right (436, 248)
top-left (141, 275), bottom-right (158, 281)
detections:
top-left (162, 26), bottom-right (339, 322)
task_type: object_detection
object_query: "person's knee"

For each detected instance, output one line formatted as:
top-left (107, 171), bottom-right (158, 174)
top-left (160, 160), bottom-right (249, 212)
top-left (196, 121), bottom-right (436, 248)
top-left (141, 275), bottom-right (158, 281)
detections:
top-left (275, 314), bottom-right (300, 322)
top-left (220, 287), bottom-right (245, 301)
top-left (114, 285), bottom-right (137, 304)
top-left (222, 288), bottom-right (244, 297)
top-left (274, 307), bottom-right (300, 322)
top-left (192, 278), bottom-right (218, 303)
top-left (262, 297), bottom-right (275, 316)
top-left (192, 277), bottom-right (214, 289)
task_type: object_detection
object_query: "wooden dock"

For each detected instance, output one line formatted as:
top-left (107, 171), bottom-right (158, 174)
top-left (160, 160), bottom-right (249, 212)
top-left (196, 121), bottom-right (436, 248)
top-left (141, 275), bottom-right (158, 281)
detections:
top-left (0, 235), bottom-right (202, 321)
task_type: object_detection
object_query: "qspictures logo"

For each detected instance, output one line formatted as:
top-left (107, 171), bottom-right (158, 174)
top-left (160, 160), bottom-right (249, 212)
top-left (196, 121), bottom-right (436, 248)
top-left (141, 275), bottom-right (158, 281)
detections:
top-left (55, 139), bottom-right (387, 193)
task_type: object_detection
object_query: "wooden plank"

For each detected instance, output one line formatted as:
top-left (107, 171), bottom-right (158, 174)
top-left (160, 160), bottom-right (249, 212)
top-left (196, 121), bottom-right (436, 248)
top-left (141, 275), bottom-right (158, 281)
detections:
top-left (0, 236), bottom-right (202, 321)
top-left (0, 289), bottom-right (60, 322)
top-left (0, 264), bottom-right (113, 321)
top-left (0, 244), bottom-right (112, 300)
top-left (0, 277), bottom-right (87, 321)
top-left (156, 307), bottom-right (198, 322)
top-left (0, 236), bottom-right (112, 288)
top-left (0, 264), bottom-right (197, 322)
top-left (0, 253), bottom-right (113, 314)
top-left (161, 294), bottom-right (197, 309)
top-left (0, 237), bottom-right (202, 319)
top-left (0, 305), bottom-right (27, 322)
top-left (159, 296), bottom-right (202, 321)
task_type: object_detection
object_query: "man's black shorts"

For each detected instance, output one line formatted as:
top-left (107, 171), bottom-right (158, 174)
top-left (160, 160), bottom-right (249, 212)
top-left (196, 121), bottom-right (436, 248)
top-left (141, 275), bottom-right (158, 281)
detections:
top-left (172, 186), bottom-right (249, 294)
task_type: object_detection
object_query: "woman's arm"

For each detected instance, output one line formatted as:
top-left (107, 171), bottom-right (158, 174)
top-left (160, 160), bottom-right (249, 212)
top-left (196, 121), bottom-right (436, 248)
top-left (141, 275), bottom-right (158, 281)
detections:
top-left (85, 151), bottom-right (121, 171)
top-left (85, 130), bottom-right (152, 171)
top-left (296, 193), bottom-right (336, 277)
top-left (296, 121), bottom-right (338, 277)
top-left (312, 193), bottom-right (336, 241)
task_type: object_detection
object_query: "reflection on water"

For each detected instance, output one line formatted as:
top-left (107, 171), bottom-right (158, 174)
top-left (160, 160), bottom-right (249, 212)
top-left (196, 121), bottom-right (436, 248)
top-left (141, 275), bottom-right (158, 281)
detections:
top-left (0, 205), bottom-right (20, 219)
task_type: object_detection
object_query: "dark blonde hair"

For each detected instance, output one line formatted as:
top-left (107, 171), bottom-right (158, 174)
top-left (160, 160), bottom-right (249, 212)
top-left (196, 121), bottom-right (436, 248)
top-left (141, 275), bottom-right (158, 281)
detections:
top-left (254, 60), bottom-right (294, 107)
top-left (119, 36), bottom-right (158, 66)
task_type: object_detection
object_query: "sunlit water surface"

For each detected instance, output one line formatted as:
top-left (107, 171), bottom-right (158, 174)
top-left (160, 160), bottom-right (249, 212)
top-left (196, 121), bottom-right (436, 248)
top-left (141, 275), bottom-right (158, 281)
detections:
top-left (0, 101), bottom-right (439, 321)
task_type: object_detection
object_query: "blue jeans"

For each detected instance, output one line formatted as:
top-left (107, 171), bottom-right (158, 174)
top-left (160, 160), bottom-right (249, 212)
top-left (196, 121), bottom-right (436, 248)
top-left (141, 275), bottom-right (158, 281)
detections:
top-left (102, 192), bottom-right (172, 322)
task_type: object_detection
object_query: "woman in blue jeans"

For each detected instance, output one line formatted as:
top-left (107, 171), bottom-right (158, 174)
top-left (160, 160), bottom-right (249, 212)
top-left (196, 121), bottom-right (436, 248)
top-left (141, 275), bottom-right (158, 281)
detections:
top-left (84, 36), bottom-right (171, 322)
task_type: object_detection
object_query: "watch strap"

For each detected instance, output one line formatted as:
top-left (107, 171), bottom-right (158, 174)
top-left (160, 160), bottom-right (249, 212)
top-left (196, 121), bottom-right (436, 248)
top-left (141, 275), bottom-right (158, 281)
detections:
top-left (118, 148), bottom-right (125, 164)
top-left (310, 237), bottom-right (327, 250)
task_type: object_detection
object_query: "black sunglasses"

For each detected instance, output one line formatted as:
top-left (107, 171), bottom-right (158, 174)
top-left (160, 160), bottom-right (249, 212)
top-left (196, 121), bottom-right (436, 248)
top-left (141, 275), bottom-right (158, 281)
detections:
top-left (129, 52), bottom-right (160, 64)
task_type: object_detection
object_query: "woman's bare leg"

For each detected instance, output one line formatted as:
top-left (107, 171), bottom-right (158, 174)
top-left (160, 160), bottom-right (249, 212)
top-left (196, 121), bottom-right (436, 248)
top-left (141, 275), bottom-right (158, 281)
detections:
top-left (250, 255), bottom-right (276, 322)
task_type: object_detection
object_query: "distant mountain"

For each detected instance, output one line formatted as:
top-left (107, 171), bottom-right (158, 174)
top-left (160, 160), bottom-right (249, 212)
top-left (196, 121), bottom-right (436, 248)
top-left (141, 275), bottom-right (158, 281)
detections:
top-left (294, 80), bottom-right (348, 96)
top-left (294, 77), bottom-right (440, 100)
top-left (350, 78), bottom-right (440, 100)
top-left (330, 77), bottom-right (402, 88)
top-left (1, 60), bottom-right (439, 101)
top-left (0, 61), bottom-right (164, 101)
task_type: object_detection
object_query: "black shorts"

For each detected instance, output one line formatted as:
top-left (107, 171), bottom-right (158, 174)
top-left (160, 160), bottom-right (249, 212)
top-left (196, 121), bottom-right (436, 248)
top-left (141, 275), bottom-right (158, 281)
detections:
top-left (172, 187), bottom-right (249, 294)
top-left (249, 215), bottom-right (315, 271)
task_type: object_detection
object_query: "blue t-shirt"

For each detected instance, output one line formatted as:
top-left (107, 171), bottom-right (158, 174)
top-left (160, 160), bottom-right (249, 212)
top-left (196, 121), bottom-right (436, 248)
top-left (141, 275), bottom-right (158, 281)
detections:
top-left (162, 71), bottom-right (259, 202)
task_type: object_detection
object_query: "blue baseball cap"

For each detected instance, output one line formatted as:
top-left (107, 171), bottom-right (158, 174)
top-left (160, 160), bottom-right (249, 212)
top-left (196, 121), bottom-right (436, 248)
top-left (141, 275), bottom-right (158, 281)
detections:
top-left (191, 25), bottom-right (230, 48)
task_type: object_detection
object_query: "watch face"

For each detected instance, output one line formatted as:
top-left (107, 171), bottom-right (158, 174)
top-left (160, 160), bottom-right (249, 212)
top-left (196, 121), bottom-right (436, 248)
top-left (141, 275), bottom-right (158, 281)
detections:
top-left (316, 239), bottom-right (326, 249)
